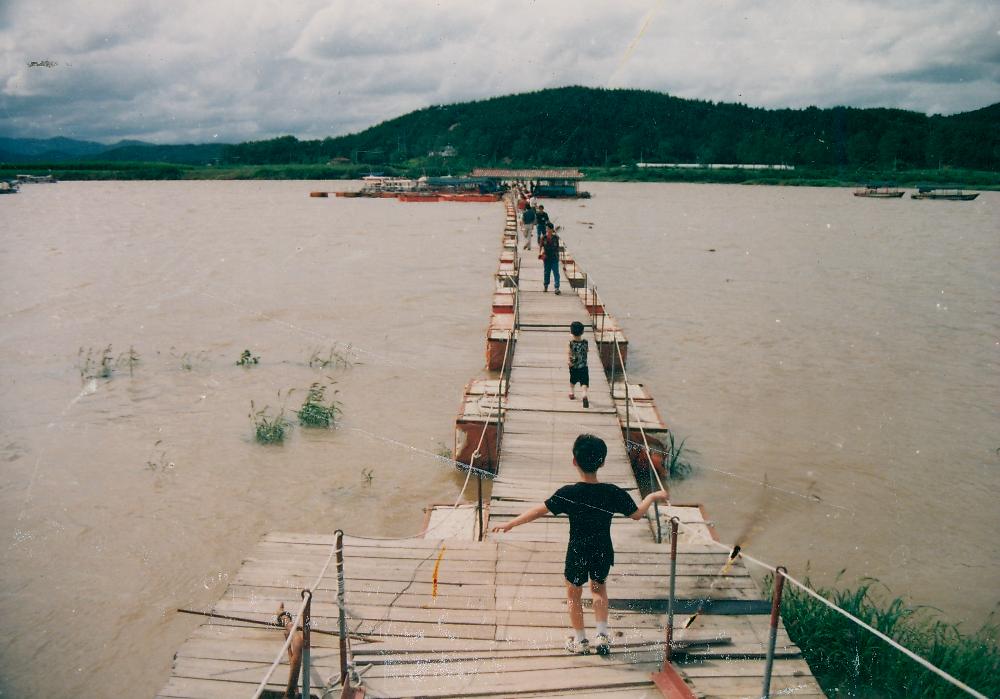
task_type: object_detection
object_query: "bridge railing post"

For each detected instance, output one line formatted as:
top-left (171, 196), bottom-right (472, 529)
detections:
top-left (335, 530), bottom-right (348, 687)
top-left (664, 516), bottom-right (680, 666)
top-left (762, 566), bottom-right (788, 698)
top-left (300, 589), bottom-right (312, 699)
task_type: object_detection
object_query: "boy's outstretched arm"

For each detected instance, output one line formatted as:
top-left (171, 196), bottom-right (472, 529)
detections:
top-left (629, 489), bottom-right (669, 520)
top-left (491, 503), bottom-right (549, 533)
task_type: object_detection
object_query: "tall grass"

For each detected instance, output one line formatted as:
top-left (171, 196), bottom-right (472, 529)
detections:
top-left (296, 382), bottom-right (340, 428)
top-left (765, 575), bottom-right (999, 698)
top-left (249, 400), bottom-right (289, 444)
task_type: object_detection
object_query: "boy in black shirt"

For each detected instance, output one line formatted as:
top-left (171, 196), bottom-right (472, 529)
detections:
top-left (492, 434), bottom-right (668, 655)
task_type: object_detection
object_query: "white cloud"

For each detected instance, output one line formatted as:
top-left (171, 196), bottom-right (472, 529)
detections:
top-left (0, 0), bottom-right (996, 143)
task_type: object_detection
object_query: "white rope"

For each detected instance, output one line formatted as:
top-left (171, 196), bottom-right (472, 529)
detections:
top-left (624, 439), bottom-right (853, 513)
top-left (250, 542), bottom-right (341, 699)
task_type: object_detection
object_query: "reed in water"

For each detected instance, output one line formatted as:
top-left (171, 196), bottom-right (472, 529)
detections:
top-left (766, 575), bottom-right (999, 698)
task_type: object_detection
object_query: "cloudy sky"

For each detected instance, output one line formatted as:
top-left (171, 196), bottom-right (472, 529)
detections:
top-left (1, 0), bottom-right (998, 144)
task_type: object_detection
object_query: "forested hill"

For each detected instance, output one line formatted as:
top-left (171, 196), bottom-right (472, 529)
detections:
top-left (222, 87), bottom-right (999, 171)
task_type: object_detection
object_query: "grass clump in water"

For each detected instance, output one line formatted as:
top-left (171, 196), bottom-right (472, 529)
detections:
top-left (237, 349), bottom-right (259, 366)
top-left (663, 430), bottom-right (692, 480)
top-left (308, 345), bottom-right (353, 370)
top-left (78, 345), bottom-right (115, 379)
top-left (297, 382), bottom-right (340, 428)
top-left (250, 399), bottom-right (290, 444)
top-left (765, 574), bottom-right (999, 698)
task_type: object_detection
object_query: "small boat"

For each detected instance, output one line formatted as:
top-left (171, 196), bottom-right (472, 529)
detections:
top-left (853, 183), bottom-right (904, 198)
top-left (398, 194), bottom-right (440, 202)
top-left (911, 187), bottom-right (979, 200)
top-left (16, 173), bottom-right (57, 184)
top-left (0, 180), bottom-right (18, 194)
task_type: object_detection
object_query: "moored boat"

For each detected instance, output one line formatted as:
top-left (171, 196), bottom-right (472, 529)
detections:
top-left (911, 186), bottom-right (979, 200)
top-left (853, 183), bottom-right (904, 198)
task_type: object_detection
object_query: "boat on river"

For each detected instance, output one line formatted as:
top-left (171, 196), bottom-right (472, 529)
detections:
top-left (911, 187), bottom-right (979, 200)
top-left (0, 180), bottom-right (19, 194)
top-left (853, 183), bottom-right (904, 198)
top-left (16, 173), bottom-right (57, 184)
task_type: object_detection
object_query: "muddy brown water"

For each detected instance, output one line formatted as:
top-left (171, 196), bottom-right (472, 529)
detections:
top-left (0, 181), bottom-right (997, 697)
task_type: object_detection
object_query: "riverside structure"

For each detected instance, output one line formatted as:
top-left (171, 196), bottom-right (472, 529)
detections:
top-left (157, 195), bottom-right (824, 698)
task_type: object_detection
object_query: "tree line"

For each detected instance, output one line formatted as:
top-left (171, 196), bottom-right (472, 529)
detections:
top-left (225, 86), bottom-right (997, 171)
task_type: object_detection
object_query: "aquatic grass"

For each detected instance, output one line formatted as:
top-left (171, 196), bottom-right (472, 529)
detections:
top-left (237, 349), bottom-right (260, 366)
top-left (663, 430), bottom-right (692, 480)
top-left (764, 574), bottom-right (999, 698)
top-left (117, 345), bottom-right (140, 376)
top-left (78, 345), bottom-right (115, 379)
top-left (296, 382), bottom-right (340, 428)
top-left (250, 399), bottom-right (290, 444)
top-left (308, 345), bottom-right (353, 370)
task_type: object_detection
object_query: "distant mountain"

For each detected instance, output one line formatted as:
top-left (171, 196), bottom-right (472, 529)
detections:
top-left (0, 136), bottom-right (110, 162)
top-left (96, 143), bottom-right (226, 164)
top-left (0, 137), bottom-right (226, 164)
top-left (223, 87), bottom-right (1000, 171)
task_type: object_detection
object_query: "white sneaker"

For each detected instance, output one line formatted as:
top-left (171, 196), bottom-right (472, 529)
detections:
top-left (565, 636), bottom-right (590, 654)
top-left (594, 632), bottom-right (611, 655)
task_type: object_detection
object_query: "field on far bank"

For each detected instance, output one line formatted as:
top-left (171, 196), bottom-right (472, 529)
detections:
top-left (3, 161), bottom-right (1000, 189)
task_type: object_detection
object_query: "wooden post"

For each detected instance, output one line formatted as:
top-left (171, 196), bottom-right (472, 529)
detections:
top-left (335, 530), bottom-right (348, 687)
top-left (762, 566), bottom-right (787, 698)
top-left (477, 474), bottom-right (484, 542)
top-left (664, 516), bottom-right (680, 666)
top-left (301, 589), bottom-right (312, 699)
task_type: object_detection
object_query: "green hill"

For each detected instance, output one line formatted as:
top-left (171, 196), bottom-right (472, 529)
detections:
top-left (222, 87), bottom-right (1000, 171)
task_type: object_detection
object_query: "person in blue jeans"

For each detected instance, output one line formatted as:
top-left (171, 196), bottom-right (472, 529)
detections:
top-left (535, 204), bottom-right (550, 246)
top-left (541, 223), bottom-right (561, 294)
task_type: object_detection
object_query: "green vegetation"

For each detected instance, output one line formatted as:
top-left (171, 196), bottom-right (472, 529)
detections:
top-left (220, 87), bottom-right (999, 173)
top-left (663, 431), bottom-right (692, 480)
top-left (308, 346), bottom-right (352, 370)
top-left (78, 345), bottom-right (138, 379)
top-left (766, 575), bottom-right (999, 698)
top-left (249, 400), bottom-right (290, 444)
top-left (296, 382), bottom-right (340, 428)
top-left (5, 88), bottom-right (997, 186)
top-left (78, 345), bottom-right (114, 379)
top-left (119, 345), bottom-right (140, 376)
top-left (236, 349), bottom-right (259, 367)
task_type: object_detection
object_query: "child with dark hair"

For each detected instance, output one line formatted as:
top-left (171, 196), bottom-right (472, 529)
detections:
top-left (568, 320), bottom-right (589, 408)
top-left (492, 434), bottom-right (668, 655)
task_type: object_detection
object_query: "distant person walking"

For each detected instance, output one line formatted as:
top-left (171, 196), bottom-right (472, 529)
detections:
top-left (535, 205), bottom-right (550, 246)
top-left (568, 320), bottom-right (589, 408)
top-left (521, 203), bottom-right (536, 250)
top-left (541, 223), bottom-right (561, 294)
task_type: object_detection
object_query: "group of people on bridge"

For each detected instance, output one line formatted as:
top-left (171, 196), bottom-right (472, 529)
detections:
top-left (515, 188), bottom-right (563, 294)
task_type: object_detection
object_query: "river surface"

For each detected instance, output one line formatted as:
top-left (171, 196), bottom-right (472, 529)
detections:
top-left (0, 181), bottom-right (997, 697)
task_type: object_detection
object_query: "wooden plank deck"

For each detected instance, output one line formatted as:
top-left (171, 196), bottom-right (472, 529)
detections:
top-left (158, 201), bottom-right (825, 698)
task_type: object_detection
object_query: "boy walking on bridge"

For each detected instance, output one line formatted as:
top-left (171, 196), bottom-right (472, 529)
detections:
top-left (492, 434), bottom-right (668, 655)
top-left (568, 320), bottom-right (590, 408)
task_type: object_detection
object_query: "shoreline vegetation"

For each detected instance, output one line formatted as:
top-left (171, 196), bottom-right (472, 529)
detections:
top-left (765, 575), bottom-right (999, 698)
top-left (3, 161), bottom-right (1000, 189)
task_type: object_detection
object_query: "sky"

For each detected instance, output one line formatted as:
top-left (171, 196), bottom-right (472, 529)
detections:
top-left (1, 0), bottom-right (998, 144)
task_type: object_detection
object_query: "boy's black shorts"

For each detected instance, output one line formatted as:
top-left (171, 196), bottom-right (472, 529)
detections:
top-left (565, 550), bottom-right (611, 586)
top-left (569, 366), bottom-right (589, 386)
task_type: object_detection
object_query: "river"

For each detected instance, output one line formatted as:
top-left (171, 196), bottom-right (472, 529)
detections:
top-left (0, 181), bottom-right (997, 697)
